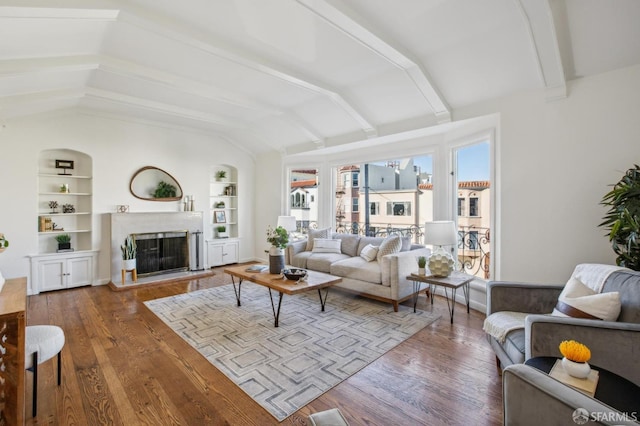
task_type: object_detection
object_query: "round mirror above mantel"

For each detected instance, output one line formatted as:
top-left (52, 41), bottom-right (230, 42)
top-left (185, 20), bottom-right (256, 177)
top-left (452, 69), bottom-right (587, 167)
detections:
top-left (129, 166), bottom-right (183, 201)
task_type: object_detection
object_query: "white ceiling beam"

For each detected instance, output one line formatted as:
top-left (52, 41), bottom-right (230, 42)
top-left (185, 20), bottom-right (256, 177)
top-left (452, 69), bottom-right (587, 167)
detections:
top-left (84, 88), bottom-right (245, 128)
top-left (514, 0), bottom-right (567, 101)
top-left (295, 0), bottom-right (450, 123)
top-left (114, 4), bottom-right (377, 137)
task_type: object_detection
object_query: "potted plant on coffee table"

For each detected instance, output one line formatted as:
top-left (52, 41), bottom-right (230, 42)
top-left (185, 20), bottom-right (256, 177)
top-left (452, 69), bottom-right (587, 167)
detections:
top-left (121, 235), bottom-right (137, 271)
top-left (266, 225), bottom-right (289, 274)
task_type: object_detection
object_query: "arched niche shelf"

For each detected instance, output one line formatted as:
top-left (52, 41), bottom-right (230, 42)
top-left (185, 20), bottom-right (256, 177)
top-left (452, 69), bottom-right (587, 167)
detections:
top-left (129, 166), bottom-right (183, 201)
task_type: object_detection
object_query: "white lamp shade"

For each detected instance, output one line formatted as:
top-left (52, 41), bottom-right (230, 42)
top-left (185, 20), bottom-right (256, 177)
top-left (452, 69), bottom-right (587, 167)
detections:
top-left (277, 215), bottom-right (297, 232)
top-left (424, 221), bottom-right (457, 246)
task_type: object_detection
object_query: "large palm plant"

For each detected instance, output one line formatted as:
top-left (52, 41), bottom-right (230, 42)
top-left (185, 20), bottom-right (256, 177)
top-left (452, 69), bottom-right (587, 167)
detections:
top-left (599, 164), bottom-right (640, 270)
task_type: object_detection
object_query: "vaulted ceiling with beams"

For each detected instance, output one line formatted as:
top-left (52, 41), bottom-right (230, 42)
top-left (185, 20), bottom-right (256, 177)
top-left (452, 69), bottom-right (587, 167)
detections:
top-left (2, 0), bottom-right (640, 155)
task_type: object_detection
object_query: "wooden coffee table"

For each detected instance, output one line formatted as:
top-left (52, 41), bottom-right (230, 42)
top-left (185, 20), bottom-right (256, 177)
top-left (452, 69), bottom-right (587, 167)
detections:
top-left (223, 265), bottom-right (342, 327)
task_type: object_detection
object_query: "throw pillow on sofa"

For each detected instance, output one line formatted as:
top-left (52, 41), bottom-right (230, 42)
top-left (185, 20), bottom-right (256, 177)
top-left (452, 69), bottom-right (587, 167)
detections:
top-left (551, 277), bottom-right (621, 321)
top-left (360, 244), bottom-right (379, 262)
top-left (312, 238), bottom-right (341, 254)
top-left (377, 235), bottom-right (402, 261)
top-left (306, 227), bottom-right (331, 251)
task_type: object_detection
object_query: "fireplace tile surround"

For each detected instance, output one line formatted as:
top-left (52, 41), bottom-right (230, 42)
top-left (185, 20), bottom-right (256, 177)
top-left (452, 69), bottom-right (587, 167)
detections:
top-left (110, 212), bottom-right (205, 286)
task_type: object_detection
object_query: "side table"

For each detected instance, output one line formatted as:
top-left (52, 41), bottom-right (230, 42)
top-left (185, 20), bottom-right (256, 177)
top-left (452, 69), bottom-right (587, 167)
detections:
top-left (525, 357), bottom-right (640, 416)
top-left (407, 272), bottom-right (472, 323)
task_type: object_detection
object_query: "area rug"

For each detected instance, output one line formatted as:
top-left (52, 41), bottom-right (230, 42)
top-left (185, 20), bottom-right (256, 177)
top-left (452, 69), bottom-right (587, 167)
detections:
top-left (144, 283), bottom-right (439, 421)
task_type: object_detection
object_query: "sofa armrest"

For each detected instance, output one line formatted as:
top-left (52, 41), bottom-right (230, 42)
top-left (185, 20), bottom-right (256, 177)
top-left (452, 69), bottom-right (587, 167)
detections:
top-left (286, 239), bottom-right (308, 264)
top-left (525, 315), bottom-right (640, 386)
top-left (486, 281), bottom-right (564, 316)
top-left (382, 248), bottom-right (431, 300)
top-left (503, 364), bottom-right (635, 425)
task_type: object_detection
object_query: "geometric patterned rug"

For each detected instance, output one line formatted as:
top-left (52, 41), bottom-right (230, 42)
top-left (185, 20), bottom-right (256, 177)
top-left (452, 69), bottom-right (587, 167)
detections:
top-left (144, 283), bottom-right (439, 421)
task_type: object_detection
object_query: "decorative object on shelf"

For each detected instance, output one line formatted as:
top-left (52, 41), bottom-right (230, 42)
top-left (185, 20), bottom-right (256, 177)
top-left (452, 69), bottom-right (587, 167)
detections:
top-left (417, 256), bottom-right (427, 275)
top-left (559, 340), bottom-right (591, 379)
top-left (55, 159), bottom-right (74, 175)
top-left (214, 210), bottom-right (226, 223)
top-left (266, 225), bottom-right (289, 274)
top-left (599, 164), bottom-right (640, 270)
top-left (117, 205), bottom-right (129, 213)
top-left (424, 221), bottom-right (457, 277)
top-left (59, 183), bottom-right (70, 193)
top-left (216, 225), bottom-right (229, 238)
top-left (52, 223), bottom-right (63, 231)
top-left (214, 201), bottom-right (225, 208)
top-left (223, 185), bottom-right (236, 196)
top-left (215, 170), bottom-right (227, 181)
top-left (0, 233), bottom-right (9, 253)
top-left (129, 166), bottom-right (183, 201)
top-left (39, 216), bottom-right (53, 232)
top-left (121, 235), bottom-right (137, 271)
top-left (54, 234), bottom-right (72, 252)
top-left (62, 203), bottom-right (75, 213)
top-left (152, 181), bottom-right (177, 198)
top-left (48, 200), bottom-right (58, 214)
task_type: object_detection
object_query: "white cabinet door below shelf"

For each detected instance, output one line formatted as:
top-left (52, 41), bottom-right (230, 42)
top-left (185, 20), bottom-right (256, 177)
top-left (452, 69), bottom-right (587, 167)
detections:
top-left (207, 240), bottom-right (239, 267)
top-left (68, 256), bottom-right (93, 288)
top-left (38, 259), bottom-right (66, 292)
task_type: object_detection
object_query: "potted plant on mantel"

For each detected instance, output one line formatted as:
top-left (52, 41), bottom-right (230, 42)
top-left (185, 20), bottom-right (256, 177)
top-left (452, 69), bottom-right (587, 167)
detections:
top-left (266, 225), bottom-right (289, 274)
top-left (55, 234), bottom-right (71, 252)
top-left (121, 235), bottom-right (137, 271)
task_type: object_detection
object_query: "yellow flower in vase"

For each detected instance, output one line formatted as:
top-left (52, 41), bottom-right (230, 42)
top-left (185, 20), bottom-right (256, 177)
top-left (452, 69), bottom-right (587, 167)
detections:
top-left (559, 340), bottom-right (591, 363)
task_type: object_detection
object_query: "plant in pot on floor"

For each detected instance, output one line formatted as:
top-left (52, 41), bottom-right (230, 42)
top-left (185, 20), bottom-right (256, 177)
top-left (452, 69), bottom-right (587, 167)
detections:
top-left (121, 235), bottom-right (137, 271)
top-left (599, 164), bottom-right (640, 270)
top-left (266, 225), bottom-right (289, 274)
top-left (55, 234), bottom-right (71, 252)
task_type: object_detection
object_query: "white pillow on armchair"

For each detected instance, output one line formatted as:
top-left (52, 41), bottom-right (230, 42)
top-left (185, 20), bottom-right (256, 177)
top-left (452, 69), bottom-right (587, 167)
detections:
top-left (551, 277), bottom-right (621, 321)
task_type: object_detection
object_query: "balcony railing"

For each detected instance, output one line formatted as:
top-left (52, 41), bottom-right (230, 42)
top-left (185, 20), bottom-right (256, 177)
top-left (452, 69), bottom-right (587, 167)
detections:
top-left (290, 202), bottom-right (311, 209)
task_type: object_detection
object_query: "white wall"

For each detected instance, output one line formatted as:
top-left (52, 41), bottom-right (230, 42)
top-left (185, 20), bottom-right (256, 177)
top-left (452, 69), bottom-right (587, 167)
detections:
top-left (0, 112), bottom-right (256, 293)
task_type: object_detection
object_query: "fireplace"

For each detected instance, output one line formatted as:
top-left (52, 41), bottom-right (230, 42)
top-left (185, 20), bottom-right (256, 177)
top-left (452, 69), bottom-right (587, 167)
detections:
top-left (133, 231), bottom-right (189, 276)
top-left (110, 212), bottom-right (204, 285)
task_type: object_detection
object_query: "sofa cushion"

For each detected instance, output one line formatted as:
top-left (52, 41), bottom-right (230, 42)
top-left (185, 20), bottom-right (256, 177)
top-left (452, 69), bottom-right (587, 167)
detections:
top-left (400, 236), bottom-right (412, 252)
top-left (291, 251), bottom-right (313, 268)
top-left (312, 238), bottom-right (341, 254)
top-left (332, 233), bottom-right (360, 257)
top-left (357, 236), bottom-right (385, 255)
top-left (551, 277), bottom-right (621, 321)
top-left (306, 227), bottom-right (331, 251)
top-left (331, 256), bottom-right (382, 285)
top-left (503, 329), bottom-right (526, 364)
top-left (306, 252), bottom-right (350, 273)
top-left (359, 244), bottom-right (379, 262)
top-left (377, 235), bottom-right (402, 261)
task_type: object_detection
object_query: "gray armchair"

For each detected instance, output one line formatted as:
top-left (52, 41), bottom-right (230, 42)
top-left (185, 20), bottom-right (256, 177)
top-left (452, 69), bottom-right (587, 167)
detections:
top-left (486, 267), bottom-right (640, 425)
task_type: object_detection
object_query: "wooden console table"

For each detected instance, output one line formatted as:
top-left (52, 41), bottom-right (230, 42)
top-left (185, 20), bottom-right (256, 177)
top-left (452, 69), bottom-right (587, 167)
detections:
top-left (0, 277), bottom-right (27, 425)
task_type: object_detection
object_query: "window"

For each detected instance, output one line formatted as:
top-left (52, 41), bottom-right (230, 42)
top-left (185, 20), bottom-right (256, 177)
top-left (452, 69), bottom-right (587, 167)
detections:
top-left (370, 202), bottom-right (379, 215)
top-left (352, 172), bottom-right (359, 187)
top-left (352, 198), bottom-right (359, 212)
top-left (387, 202), bottom-right (411, 216)
top-left (468, 231), bottom-right (478, 250)
top-left (289, 168), bottom-right (319, 233)
top-left (470, 197), bottom-right (479, 217)
top-left (458, 197), bottom-right (465, 216)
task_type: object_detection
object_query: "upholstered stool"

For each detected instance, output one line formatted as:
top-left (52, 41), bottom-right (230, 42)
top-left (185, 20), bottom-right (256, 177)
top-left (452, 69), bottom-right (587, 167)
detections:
top-left (25, 325), bottom-right (65, 417)
top-left (121, 268), bottom-right (137, 285)
top-left (307, 408), bottom-right (349, 426)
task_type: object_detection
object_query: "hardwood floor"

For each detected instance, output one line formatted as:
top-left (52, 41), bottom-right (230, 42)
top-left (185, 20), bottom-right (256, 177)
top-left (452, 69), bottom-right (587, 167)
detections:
top-left (25, 266), bottom-right (503, 425)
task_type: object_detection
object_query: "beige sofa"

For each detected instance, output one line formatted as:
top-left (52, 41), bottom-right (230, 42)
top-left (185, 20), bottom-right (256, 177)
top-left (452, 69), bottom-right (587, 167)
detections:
top-left (286, 232), bottom-right (431, 311)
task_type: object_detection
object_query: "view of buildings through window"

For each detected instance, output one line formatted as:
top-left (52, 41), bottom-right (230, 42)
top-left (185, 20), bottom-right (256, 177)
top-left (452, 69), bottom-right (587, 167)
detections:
top-left (289, 141), bottom-right (491, 279)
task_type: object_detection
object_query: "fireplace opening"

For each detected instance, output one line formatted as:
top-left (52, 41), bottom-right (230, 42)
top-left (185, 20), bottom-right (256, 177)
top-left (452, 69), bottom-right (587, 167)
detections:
top-left (133, 231), bottom-right (189, 276)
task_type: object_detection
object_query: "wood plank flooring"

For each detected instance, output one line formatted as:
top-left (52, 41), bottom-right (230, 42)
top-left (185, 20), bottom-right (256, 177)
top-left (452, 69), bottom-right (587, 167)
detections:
top-left (25, 266), bottom-right (503, 425)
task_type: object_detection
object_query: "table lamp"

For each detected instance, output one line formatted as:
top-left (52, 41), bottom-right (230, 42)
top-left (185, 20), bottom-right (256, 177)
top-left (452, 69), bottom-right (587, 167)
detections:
top-left (277, 215), bottom-right (297, 238)
top-left (424, 221), bottom-right (457, 277)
